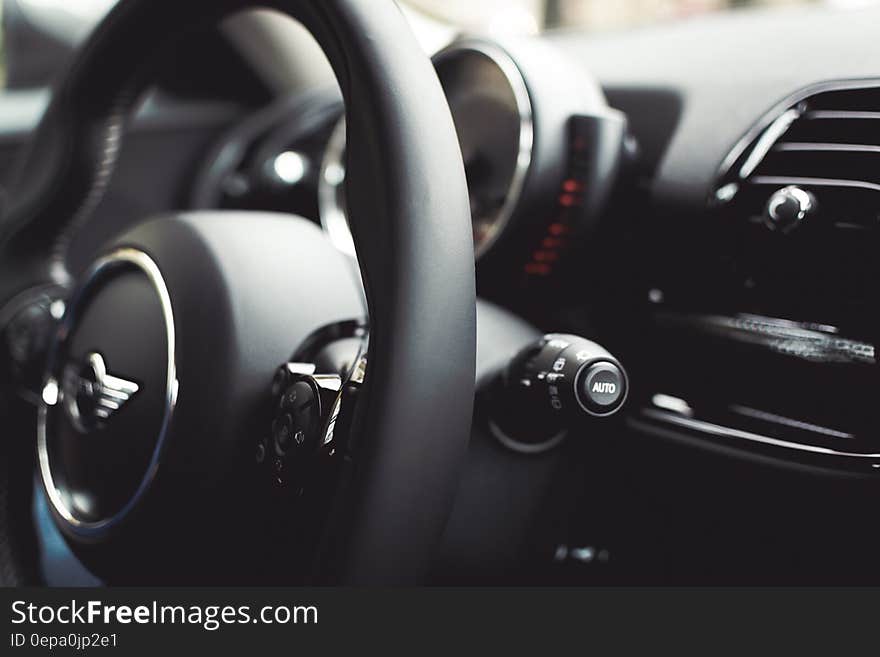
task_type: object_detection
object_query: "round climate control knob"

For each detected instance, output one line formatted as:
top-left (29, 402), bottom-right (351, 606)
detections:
top-left (764, 186), bottom-right (816, 233)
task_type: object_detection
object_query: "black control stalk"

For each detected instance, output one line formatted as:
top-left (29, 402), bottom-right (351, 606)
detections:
top-left (488, 333), bottom-right (628, 452)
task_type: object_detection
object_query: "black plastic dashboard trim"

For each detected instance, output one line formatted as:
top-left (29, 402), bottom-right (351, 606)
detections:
top-left (634, 408), bottom-right (880, 475)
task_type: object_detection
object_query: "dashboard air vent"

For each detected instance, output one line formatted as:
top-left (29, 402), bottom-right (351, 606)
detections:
top-left (715, 81), bottom-right (880, 231)
top-left (635, 82), bottom-right (880, 466)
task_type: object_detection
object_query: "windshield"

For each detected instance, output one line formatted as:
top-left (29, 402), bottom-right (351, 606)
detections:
top-left (406, 0), bottom-right (873, 35)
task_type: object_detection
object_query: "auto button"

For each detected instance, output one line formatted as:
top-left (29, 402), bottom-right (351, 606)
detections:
top-left (577, 361), bottom-right (626, 415)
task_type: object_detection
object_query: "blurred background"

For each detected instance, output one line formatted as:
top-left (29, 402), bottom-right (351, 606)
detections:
top-left (0, 0), bottom-right (874, 87)
top-left (407, 0), bottom-right (866, 35)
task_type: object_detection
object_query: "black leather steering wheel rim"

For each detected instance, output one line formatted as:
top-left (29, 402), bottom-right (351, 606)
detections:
top-left (0, 0), bottom-right (475, 584)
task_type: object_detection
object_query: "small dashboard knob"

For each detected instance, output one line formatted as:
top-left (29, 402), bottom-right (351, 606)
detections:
top-left (764, 186), bottom-right (816, 233)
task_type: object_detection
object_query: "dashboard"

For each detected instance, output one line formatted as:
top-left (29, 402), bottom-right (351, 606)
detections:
top-left (545, 6), bottom-right (880, 472)
top-left (10, 1), bottom-right (880, 584)
top-left (190, 35), bottom-right (627, 297)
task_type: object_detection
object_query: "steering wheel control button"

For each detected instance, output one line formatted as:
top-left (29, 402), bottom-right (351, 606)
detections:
top-left (578, 361), bottom-right (625, 415)
top-left (262, 361), bottom-right (350, 495)
top-left (274, 413), bottom-right (294, 455)
top-left (764, 185), bottom-right (815, 233)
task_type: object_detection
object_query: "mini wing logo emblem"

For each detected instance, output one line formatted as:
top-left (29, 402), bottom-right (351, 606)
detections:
top-left (62, 352), bottom-right (139, 433)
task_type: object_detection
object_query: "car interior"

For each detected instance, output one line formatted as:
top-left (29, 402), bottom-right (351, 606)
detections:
top-left (2, 0), bottom-right (880, 585)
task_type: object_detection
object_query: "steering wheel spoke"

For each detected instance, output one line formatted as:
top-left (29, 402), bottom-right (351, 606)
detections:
top-left (260, 324), bottom-right (367, 498)
top-left (257, 352), bottom-right (366, 582)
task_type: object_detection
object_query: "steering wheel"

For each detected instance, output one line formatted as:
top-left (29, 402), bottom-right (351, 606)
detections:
top-left (0, 0), bottom-right (475, 584)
